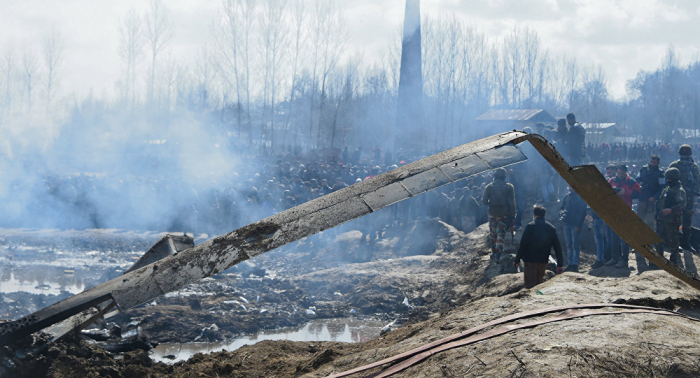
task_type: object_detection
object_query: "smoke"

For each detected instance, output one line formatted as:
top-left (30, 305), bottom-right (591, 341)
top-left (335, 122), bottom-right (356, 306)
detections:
top-left (0, 99), bottom-right (270, 235)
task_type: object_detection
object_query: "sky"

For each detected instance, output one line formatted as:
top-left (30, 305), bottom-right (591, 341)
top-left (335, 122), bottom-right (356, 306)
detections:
top-left (2, 0), bottom-right (700, 101)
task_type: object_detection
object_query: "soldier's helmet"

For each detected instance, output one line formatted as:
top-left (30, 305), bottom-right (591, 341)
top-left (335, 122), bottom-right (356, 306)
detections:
top-left (494, 168), bottom-right (507, 180)
top-left (679, 144), bottom-right (693, 156)
top-left (665, 167), bottom-right (681, 181)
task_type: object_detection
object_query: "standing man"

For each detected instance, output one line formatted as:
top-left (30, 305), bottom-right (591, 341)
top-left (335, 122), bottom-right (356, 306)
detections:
top-left (637, 155), bottom-right (665, 228)
top-left (607, 164), bottom-right (641, 268)
top-left (656, 168), bottom-right (686, 266)
top-left (566, 113), bottom-right (586, 166)
top-left (514, 206), bottom-right (564, 289)
top-left (482, 168), bottom-right (516, 264)
top-left (669, 144), bottom-right (700, 252)
top-left (560, 187), bottom-right (588, 272)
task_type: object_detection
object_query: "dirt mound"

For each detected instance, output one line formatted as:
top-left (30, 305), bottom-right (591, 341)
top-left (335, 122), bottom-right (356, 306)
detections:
top-left (309, 271), bottom-right (700, 377)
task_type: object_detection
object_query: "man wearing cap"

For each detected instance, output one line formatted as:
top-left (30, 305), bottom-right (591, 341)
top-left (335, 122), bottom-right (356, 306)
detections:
top-left (656, 167), bottom-right (687, 266)
top-left (669, 144), bottom-right (700, 252)
top-left (481, 168), bottom-right (516, 264)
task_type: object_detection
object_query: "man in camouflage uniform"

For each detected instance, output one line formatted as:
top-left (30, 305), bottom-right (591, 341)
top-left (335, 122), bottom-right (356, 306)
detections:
top-left (481, 168), bottom-right (516, 264)
top-left (656, 167), bottom-right (686, 266)
top-left (669, 144), bottom-right (700, 252)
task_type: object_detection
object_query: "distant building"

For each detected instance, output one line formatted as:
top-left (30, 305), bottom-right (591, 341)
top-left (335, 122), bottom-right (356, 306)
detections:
top-left (673, 128), bottom-right (700, 143)
top-left (475, 109), bottom-right (555, 138)
top-left (580, 123), bottom-right (619, 144)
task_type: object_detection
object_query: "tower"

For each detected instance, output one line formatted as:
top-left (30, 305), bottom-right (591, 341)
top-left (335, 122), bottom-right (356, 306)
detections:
top-left (395, 0), bottom-right (423, 149)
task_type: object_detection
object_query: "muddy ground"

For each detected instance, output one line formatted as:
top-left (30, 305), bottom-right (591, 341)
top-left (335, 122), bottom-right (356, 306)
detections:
top-left (3, 215), bottom-right (700, 377)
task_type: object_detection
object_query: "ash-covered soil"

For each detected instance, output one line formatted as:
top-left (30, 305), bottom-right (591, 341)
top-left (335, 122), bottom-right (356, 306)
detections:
top-left (3, 218), bottom-right (700, 377)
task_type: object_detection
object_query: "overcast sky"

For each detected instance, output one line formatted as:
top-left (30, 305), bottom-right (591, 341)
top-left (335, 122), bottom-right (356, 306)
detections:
top-left (2, 0), bottom-right (699, 101)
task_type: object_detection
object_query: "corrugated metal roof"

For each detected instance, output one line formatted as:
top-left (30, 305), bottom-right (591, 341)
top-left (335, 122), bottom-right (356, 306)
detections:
top-left (476, 109), bottom-right (553, 121)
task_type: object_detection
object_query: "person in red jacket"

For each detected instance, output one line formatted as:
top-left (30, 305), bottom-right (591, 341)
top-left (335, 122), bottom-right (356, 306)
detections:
top-left (607, 164), bottom-right (641, 268)
top-left (609, 164), bottom-right (640, 207)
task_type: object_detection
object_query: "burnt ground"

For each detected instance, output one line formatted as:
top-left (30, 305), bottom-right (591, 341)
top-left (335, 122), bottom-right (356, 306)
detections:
top-left (3, 216), bottom-right (700, 377)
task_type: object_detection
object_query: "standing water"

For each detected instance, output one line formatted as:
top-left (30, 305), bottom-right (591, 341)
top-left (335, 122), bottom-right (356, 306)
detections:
top-left (150, 318), bottom-right (386, 363)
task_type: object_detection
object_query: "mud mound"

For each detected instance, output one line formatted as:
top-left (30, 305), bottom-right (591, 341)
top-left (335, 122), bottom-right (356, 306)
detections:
top-left (310, 271), bottom-right (700, 377)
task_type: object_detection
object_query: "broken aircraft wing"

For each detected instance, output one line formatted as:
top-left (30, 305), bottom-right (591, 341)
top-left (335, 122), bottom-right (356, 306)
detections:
top-left (2, 131), bottom-right (698, 346)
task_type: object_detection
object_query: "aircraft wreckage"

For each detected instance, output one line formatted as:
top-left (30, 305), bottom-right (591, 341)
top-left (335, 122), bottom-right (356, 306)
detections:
top-left (2, 131), bottom-right (699, 347)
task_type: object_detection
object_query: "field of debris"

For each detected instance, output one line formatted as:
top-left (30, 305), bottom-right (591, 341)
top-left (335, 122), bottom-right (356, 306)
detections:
top-left (3, 215), bottom-right (700, 377)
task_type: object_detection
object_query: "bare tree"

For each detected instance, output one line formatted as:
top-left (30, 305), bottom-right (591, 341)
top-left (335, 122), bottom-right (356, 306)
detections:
top-left (258, 0), bottom-right (288, 150)
top-left (161, 50), bottom-right (178, 112)
top-left (521, 27), bottom-right (540, 107)
top-left (42, 29), bottom-right (64, 111)
top-left (503, 28), bottom-right (523, 107)
top-left (240, 0), bottom-right (257, 147)
top-left (284, 0), bottom-right (307, 149)
top-left (328, 57), bottom-right (360, 148)
top-left (212, 0), bottom-right (244, 137)
top-left (314, 0), bottom-right (349, 147)
top-left (145, 0), bottom-right (172, 106)
top-left (21, 48), bottom-right (39, 111)
top-left (2, 48), bottom-right (16, 123)
top-left (119, 9), bottom-right (144, 109)
top-left (194, 43), bottom-right (214, 109)
top-left (565, 55), bottom-right (579, 109)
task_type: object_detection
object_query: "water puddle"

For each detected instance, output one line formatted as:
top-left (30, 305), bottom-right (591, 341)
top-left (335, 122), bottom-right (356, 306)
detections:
top-left (150, 318), bottom-right (386, 363)
top-left (0, 270), bottom-right (86, 295)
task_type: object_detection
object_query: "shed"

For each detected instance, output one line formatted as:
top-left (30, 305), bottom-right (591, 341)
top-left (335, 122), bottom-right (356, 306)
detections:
top-left (673, 128), bottom-right (700, 143)
top-left (580, 123), bottom-right (619, 144)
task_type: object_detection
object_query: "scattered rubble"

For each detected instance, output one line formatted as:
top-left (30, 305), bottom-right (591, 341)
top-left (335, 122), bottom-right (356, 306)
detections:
top-left (2, 216), bottom-right (700, 377)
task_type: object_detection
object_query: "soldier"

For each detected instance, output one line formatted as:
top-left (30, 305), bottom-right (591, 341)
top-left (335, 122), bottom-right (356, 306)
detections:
top-left (669, 144), bottom-right (700, 252)
top-left (481, 168), bottom-right (516, 264)
top-left (637, 155), bottom-right (665, 228)
top-left (656, 168), bottom-right (686, 266)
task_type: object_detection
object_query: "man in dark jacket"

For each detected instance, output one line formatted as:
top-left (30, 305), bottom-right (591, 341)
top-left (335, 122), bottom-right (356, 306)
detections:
top-left (637, 155), bottom-right (664, 228)
top-left (560, 188), bottom-right (587, 272)
top-left (514, 206), bottom-right (564, 288)
top-left (566, 113), bottom-right (586, 165)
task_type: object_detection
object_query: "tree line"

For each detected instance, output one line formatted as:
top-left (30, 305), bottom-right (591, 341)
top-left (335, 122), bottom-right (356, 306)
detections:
top-left (0, 0), bottom-right (697, 163)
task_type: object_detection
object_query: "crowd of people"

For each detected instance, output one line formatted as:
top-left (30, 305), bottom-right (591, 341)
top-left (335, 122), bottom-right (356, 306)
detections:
top-left (504, 113), bottom-right (700, 288)
top-left (5, 111), bottom-right (700, 291)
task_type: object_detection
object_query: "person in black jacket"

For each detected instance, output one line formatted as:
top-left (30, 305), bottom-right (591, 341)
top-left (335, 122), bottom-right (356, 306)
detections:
top-left (560, 187), bottom-right (588, 272)
top-left (514, 206), bottom-right (564, 289)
